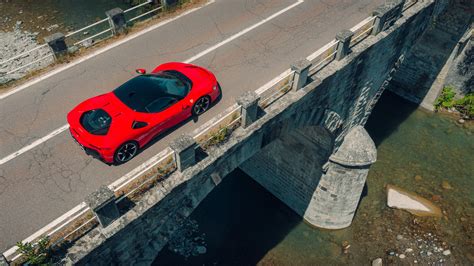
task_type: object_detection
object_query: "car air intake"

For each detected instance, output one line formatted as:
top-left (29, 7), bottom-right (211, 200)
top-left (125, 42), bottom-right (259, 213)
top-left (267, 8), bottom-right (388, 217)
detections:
top-left (80, 109), bottom-right (112, 135)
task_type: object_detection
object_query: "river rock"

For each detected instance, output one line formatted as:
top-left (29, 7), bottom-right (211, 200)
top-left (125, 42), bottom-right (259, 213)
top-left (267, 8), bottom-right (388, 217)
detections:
top-left (415, 175), bottom-right (423, 181)
top-left (386, 185), bottom-right (442, 217)
top-left (46, 24), bottom-right (59, 32)
top-left (399, 254), bottom-right (406, 259)
top-left (0, 29), bottom-right (54, 84)
top-left (372, 258), bottom-right (382, 266)
top-left (196, 246), bottom-right (207, 254)
top-left (441, 180), bottom-right (453, 190)
top-left (443, 250), bottom-right (451, 256)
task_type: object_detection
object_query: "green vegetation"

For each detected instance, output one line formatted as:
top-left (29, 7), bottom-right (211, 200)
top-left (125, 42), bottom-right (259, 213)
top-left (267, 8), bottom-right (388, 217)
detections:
top-left (208, 126), bottom-right (229, 147)
top-left (434, 86), bottom-right (473, 118)
top-left (16, 236), bottom-right (51, 265)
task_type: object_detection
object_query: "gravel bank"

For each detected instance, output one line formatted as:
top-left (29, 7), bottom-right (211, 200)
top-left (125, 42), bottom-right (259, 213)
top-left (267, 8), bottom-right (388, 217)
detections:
top-left (0, 26), bottom-right (54, 85)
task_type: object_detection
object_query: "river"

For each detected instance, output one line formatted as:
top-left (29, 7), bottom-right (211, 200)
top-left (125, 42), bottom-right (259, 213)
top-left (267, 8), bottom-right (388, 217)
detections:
top-left (0, 0), bottom-right (135, 40)
top-left (153, 91), bottom-right (474, 265)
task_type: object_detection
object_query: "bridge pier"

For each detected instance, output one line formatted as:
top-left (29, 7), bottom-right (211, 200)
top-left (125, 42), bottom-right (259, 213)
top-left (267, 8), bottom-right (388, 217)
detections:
top-left (304, 126), bottom-right (376, 229)
top-left (241, 125), bottom-right (376, 229)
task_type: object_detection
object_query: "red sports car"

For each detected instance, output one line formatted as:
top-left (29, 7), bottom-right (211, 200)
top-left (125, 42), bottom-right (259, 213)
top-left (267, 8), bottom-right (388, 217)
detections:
top-left (67, 62), bottom-right (221, 164)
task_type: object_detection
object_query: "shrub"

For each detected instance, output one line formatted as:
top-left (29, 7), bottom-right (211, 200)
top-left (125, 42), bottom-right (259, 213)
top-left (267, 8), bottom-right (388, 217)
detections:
top-left (454, 93), bottom-right (474, 117)
top-left (434, 86), bottom-right (473, 118)
top-left (16, 236), bottom-right (51, 265)
top-left (434, 86), bottom-right (456, 110)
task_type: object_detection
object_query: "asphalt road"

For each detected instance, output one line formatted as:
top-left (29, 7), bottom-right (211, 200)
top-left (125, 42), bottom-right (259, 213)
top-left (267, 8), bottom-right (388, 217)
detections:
top-left (0, 0), bottom-right (382, 251)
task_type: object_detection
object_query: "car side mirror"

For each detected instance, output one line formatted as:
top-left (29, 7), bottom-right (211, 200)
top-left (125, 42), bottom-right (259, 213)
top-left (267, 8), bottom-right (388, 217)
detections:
top-left (135, 68), bottom-right (146, 75)
top-left (132, 121), bottom-right (148, 129)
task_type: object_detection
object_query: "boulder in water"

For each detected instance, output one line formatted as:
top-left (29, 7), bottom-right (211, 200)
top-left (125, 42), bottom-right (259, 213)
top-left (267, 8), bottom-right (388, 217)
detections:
top-left (386, 185), bottom-right (442, 217)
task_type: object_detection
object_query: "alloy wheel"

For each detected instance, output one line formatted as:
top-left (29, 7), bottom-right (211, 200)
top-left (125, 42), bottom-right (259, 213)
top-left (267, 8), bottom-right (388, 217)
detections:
top-left (116, 142), bottom-right (138, 163)
top-left (193, 97), bottom-right (210, 115)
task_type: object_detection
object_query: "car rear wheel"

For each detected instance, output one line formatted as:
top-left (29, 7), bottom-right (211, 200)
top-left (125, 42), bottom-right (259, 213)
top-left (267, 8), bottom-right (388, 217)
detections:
top-left (192, 96), bottom-right (211, 116)
top-left (114, 141), bottom-right (138, 164)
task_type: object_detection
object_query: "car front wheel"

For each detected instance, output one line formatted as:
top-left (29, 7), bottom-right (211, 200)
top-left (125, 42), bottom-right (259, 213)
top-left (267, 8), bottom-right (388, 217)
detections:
top-left (114, 141), bottom-right (138, 164)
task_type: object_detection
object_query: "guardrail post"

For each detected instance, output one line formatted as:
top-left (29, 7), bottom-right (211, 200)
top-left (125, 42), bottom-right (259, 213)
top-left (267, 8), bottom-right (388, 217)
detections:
top-left (372, 0), bottom-right (404, 35)
top-left (44, 32), bottom-right (67, 59)
top-left (0, 255), bottom-right (9, 266)
top-left (160, 0), bottom-right (179, 9)
top-left (106, 8), bottom-right (127, 35)
top-left (237, 91), bottom-right (260, 128)
top-left (170, 134), bottom-right (197, 172)
top-left (85, 186), bottom-right (120, 228)
top-left (335, 30), bottom-right (354, 61)
top-left (291, 59), bottom-right (312, 91)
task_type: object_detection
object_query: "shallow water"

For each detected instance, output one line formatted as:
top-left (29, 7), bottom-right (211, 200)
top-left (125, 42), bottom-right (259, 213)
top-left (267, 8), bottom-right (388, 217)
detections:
top-left (0, 0), bottom-right (134, 40)
top-left (153, 91), bottom-right (473, 265)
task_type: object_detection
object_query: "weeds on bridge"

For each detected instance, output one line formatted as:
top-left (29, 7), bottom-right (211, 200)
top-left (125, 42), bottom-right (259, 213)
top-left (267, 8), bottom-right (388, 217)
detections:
top-left (114, 156), bottom-right (176, 205)
top-left (16, 236), bottom-right (51, 265)
top-left (201, 111), bottom-right (241, 149)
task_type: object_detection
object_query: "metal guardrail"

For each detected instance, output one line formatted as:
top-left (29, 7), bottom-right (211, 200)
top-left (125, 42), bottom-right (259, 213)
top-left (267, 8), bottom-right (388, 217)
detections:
top-left (403, 0), bottom-right (418, 11)
top-left (350, 16), bottom-right (377, 47)
top-left (3, 202), bottom-right (91, 261)
top-left (3, 0), bottom-right (422, 263)
top-left (114, 150), bottom-right (176, 203)
top-left (0, 0), bottom-right (161, 78)
top-left (259, 71), bottom-right (295, 109)
top-left (194, 105), bottom-right (242, 149)
top-left (307, 40), bottom-right (339, 73)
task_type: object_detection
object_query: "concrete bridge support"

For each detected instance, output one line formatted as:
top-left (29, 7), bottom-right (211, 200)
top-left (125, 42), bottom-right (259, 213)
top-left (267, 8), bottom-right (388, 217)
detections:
top-left (240, 125), bottom-right (376, 229)
top-left (305, 126), bottom-right (376, 229)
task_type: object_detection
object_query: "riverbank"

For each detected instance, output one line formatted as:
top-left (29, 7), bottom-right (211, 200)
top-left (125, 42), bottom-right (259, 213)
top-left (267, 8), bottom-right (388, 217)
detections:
top-left (153, 91), bottom-right (474, 265)
top-left (0, 0), bottom-right (206, 89)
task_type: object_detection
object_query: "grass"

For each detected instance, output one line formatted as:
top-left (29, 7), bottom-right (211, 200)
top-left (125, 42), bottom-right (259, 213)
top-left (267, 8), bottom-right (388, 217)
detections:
top-left (434, 86), bottom-right (473, 118)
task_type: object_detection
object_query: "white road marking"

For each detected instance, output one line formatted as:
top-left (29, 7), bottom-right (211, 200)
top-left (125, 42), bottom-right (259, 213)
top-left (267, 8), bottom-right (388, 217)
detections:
top-left (0, 0), bottom-right (216, 101)
top-left (184, 0), bottom-right (304, 63)
top-left (0, 0), bottom-right (304, 166)
top-left (0, 124), bottom-right (69, 166)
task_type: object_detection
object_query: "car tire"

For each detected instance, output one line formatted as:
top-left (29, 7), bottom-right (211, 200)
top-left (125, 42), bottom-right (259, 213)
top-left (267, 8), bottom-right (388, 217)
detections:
top-left (114, 141), bottom-right (139, 164)
top-left (192, 96), bottom-right (211, 116)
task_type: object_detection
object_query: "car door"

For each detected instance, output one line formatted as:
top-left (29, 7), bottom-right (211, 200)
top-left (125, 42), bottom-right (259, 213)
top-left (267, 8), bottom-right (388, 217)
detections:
top-left (145, 96), bottom-right (186, 139)
top-left (159, 95), bottom-right (193, 131)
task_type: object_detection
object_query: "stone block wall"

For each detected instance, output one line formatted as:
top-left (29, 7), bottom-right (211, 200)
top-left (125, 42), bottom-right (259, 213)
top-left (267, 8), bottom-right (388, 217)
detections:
top-left (389, 0), bottom-right (471, 103)
top-left (62, 1), bottom-right (440, 264)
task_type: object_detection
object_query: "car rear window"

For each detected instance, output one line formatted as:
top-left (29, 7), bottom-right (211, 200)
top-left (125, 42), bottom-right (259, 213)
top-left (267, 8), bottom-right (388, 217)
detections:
top-left (80, 109), bottom-right (112, 135)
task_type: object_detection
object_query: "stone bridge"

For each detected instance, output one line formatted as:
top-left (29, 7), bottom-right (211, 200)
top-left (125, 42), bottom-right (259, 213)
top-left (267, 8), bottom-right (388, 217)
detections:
top-left (45, 1), bottom-right (448, 264)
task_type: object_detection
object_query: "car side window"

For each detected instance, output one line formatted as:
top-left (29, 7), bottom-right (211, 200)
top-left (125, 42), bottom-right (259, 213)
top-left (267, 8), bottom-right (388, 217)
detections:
top-left (144, 96), bottom-right (178, 113)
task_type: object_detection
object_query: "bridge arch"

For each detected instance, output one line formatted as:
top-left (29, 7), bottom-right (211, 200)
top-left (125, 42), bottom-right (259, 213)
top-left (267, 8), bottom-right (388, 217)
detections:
top-left (241, 106), bottom-right (376, 229)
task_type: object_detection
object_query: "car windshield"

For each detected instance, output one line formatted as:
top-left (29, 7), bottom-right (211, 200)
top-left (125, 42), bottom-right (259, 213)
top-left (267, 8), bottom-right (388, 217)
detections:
top-left (113, 71), bottom-right (191, 113)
